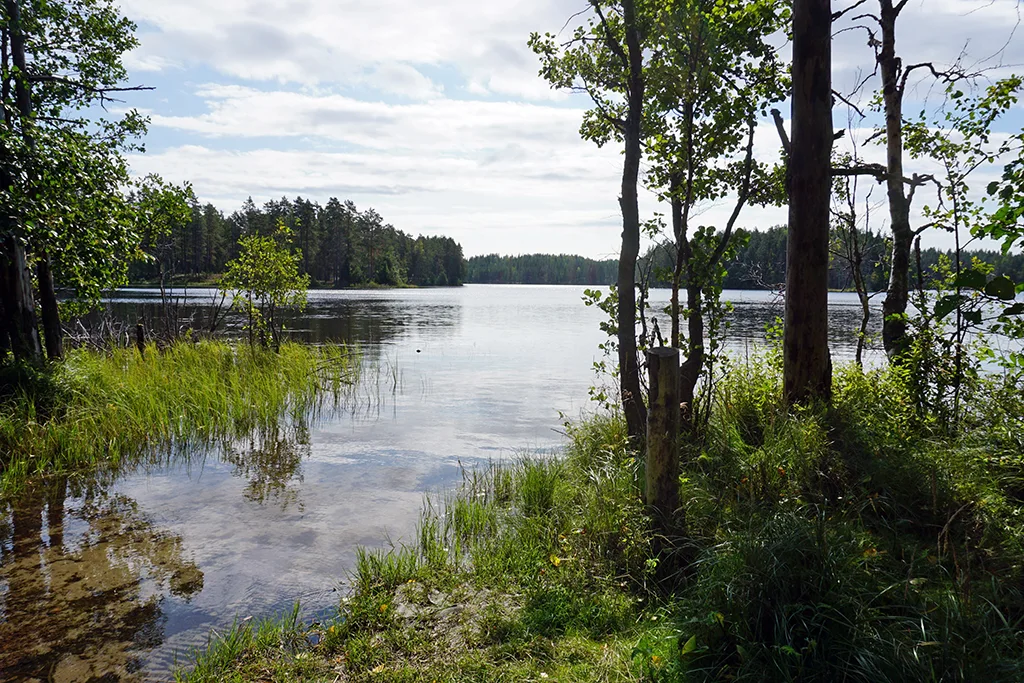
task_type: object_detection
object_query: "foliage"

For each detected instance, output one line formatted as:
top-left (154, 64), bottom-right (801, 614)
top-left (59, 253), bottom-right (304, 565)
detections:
top-left (129, 194), bottom-right (465, 289)
top-left (466, 253), bottom-right (618, 285)
top-left (899, 78), bottom-right (1024, 409)
top-left (221, 223), bottom-right (310, 349)
top-left (0, 0), bottom-right (154, 305)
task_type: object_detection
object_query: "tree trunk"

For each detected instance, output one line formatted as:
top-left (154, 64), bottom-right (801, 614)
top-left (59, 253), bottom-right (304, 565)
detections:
top-left (2, 0), bottom-right (43, 363)
top-left (0, 233), bottom-right (43, 361)
top-left (680, 281), bottom-right (704, 427)
top-left (878, 0), bottom-right (912, 360)
top-left (0, 285), bottom-right (11, 362)
top-left (783, 0), bottom-right (833, 403)
top-left (617, 0), bottom-right (648, 441)
top-left (36, 249), bottom-right (63, 360)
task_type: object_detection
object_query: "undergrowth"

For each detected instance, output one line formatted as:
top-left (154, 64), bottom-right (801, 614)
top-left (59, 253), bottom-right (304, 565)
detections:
top-left (179, 352), bottom-right (1024, 682)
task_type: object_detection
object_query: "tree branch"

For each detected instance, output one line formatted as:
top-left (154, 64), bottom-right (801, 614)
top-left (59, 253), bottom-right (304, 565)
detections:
top-left (770, 108), bottom-right (790, 156)
top-left (832, 88), bottom-right (866, 118)
top-left (590, 1), bottom-right (629, 72)
top-left (832, 0), bottom-right (868, 22)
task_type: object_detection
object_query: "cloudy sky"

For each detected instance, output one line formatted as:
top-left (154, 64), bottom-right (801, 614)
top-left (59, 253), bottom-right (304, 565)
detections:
top-left (116, 0), bottom-right (1024, 258)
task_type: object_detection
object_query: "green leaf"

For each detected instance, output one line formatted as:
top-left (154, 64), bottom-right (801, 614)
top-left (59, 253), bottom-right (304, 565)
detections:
top-left (1001, 303), bottom-right (1024, 317)
top-left (953, 268), bottom-right (987, 290)
top-left (985, 275), bottom-right (1017, 300)
top-left (681, 635), bottom-right (698, 655)
top-left (934, 294), bottom-right (961, 320)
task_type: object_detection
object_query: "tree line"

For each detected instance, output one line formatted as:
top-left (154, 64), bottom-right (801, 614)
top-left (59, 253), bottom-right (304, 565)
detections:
top-left (463, 234), bottom-right (1024, 292)
top-left (132, 196), bottom-right (466, 289)
top-left (465, 253), bottom-right (619, 285)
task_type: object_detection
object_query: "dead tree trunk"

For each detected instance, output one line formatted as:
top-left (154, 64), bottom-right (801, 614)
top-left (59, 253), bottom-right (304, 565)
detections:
top-left (878, 0), bottom-right (912, 360)
top-left (646, 347), bottom-right (680, 528)
top-left (783, 0), bottom-right (833, 403)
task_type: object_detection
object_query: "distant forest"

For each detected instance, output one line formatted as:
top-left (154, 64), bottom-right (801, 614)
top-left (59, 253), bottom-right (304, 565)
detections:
top-left (465, 227), bottom-right (1024, 290)
top-left (133, 196), bottom-right (465, 287)
top-left (466, 253), bottom-right (619, 285)
top-left (143, 204), bottom-right (1024, 291)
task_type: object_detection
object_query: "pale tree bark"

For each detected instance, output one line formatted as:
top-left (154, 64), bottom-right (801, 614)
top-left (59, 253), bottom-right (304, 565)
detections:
top-left (878, 0), bottom-right (913, 359)
top-left (784, 0), bottom-right (833, 403)
top-left (616, 0), bottom-right (648, 440)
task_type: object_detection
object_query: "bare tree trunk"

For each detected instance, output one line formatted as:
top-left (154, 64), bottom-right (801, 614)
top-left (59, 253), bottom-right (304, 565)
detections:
top-left (36, 249), bottom-right (63, 360)
top-left (878, 0), bottom-right (912, 360)
top-left (784, 0), bottom-right (833, 403)
top-left (617, 0), bottom-right (648, 440)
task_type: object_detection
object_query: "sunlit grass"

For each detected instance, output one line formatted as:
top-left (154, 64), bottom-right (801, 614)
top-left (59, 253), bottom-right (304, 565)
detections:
top-left (0, 341), bottom-right (357, 494)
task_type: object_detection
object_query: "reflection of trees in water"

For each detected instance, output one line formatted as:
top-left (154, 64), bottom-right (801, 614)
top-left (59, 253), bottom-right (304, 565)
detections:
top-left (79, 294), bottom-right (462, 358)
top-left (0, 478), bottom-right (203, 682)
top-left (222, 423), bottom-right (311, 509)
top-left (723, 298), bottom-right (884, 356)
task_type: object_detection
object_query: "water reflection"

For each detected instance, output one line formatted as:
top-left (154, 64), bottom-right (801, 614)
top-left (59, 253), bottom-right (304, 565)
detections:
top-left (223, 424), bottom-right (311, 509)
top-left (0, 479), bottom-right (203, 682)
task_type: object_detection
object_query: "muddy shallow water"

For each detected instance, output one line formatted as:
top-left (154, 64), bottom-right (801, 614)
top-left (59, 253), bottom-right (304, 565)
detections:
top-left (0, 286), bottom-right (883, 681)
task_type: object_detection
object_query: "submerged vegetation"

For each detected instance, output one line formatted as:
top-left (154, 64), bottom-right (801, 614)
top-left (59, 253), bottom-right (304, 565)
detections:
top-left (0, 341), bottom-right (355, 495)
top-left (178, 350), bottom-right (1024, 681)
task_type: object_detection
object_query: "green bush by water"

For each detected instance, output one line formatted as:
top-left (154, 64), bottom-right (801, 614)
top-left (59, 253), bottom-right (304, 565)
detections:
top-left (179, 356), bottom-right (1024, 682)
top-left (0, 341), bottom-right (356, 494)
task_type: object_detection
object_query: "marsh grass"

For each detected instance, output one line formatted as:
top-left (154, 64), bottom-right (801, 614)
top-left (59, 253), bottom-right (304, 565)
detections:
top-left (0, 341), bottom-right (356, 494)
top-left (179, 355), bottom-right (1024, 682)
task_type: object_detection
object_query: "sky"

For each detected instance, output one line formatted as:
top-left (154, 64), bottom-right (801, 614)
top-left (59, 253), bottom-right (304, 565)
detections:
top-left (114, 0), bottom-right (1024, 259)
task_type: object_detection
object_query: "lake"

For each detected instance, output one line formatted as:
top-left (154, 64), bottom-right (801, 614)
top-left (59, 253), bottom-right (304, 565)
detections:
top-left (0, 286), bottom-right (884, 681)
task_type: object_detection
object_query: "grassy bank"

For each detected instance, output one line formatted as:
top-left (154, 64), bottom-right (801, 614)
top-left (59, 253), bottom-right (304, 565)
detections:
top-left (0, 341), bottom-right (355, 495)
top-left (180, 353), bottom-right (1024, 682)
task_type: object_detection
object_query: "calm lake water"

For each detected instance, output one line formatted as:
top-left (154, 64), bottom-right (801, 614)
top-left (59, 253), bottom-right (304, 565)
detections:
top-left (1, 286), bottom-right (884, 681)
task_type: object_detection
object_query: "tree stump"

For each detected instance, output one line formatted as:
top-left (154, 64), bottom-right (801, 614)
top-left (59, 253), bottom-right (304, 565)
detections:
top-left (646, 347), bottom-right (680, 528)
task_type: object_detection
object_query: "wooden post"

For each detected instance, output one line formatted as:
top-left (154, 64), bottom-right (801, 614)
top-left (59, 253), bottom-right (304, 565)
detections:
top-left (135, 321), bottom-right (146, 357)
top-left (646, 347), bottom-right (680, 527)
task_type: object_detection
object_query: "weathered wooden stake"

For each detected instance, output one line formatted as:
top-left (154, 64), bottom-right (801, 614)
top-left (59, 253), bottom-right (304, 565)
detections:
top-left (646, 347), bottom-right (680, 527)
top-left (135, 321), bottom-right (146, 357)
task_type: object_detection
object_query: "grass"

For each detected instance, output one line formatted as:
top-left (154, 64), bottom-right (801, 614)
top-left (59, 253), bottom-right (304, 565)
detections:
top-left (0, 340), bottom-right (356, 495)
top-left (178, 351), bottom-right (1024, 682)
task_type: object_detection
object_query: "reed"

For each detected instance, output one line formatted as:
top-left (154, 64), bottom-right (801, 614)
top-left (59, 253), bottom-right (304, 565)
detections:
top-left (0, 341), bottom-right (357, 495)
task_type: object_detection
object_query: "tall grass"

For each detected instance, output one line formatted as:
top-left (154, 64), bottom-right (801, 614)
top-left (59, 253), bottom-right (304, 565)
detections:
top-left (0, 341), bottom-right (356, 494)
top-left (180, 355), bottom-right (1024, 682)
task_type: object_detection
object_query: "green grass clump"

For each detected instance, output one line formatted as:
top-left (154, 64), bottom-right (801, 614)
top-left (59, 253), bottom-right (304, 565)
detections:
top-left (0, 341), bottom-right (356, 494)
top-left (179, 355), bottom-right (1024, 682)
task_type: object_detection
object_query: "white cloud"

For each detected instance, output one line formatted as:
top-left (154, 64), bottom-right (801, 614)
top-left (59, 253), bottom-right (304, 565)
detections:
top-left (118, 0), bottom-right (582, 99)
top-left (115, 0), bottom-right (1023, 256)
